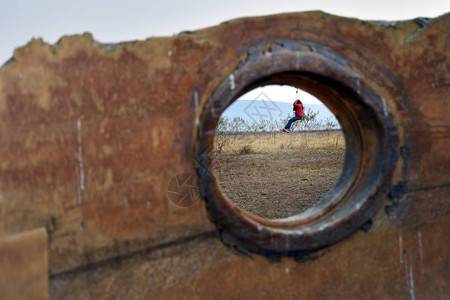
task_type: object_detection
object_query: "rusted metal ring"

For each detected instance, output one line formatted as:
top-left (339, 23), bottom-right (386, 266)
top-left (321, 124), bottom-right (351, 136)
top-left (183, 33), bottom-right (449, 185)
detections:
top-left (195, 40), bottom-right (399, 256)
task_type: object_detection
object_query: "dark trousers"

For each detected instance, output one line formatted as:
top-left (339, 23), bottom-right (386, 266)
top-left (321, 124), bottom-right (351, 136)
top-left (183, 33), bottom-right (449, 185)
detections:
top-left (284, 116), bottom-right (303, 129)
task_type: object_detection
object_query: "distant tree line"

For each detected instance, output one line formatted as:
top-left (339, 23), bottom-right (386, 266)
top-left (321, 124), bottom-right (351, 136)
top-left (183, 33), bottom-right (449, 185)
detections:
top-left (217, 108), bottom-right (341, 133)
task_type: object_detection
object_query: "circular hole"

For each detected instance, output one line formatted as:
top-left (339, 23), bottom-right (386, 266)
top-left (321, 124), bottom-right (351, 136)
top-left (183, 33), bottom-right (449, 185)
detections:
top-left (214, 84), bottom-right (345, 220)
top-left (195, 43), bottom-right (398, 255)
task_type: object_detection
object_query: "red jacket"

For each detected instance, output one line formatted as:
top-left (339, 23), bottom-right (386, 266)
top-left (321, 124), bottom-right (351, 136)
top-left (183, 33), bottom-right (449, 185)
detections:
top-left (293, 101), bottom-right (304, 117)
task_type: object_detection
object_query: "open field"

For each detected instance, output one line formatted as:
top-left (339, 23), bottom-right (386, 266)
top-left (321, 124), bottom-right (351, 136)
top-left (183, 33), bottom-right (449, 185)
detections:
top-left (214, 131), bottom-right (345, 219)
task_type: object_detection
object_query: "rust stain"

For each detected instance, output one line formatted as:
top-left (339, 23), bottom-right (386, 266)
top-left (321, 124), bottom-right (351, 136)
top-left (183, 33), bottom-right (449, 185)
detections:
top-left (0, 11), bottom-right (449, 299)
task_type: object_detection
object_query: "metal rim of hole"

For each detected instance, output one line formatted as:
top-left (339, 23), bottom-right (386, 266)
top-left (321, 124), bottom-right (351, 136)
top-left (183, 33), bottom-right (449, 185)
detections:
top-left (195, 40), bottom-right (399, 256)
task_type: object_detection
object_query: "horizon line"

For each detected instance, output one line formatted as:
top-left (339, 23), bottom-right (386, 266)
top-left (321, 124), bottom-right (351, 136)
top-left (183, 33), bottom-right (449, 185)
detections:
top-left (234, 99), bottom-right (324, 105)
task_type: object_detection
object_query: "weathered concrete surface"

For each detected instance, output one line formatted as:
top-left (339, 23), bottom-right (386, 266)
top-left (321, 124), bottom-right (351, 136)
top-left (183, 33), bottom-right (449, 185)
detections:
top-left (0, 228), bottom-right (48, 300)
top-left (50, 215), bottom-right (450, 300)
top-left (0, 11), bottom-right (449, 299)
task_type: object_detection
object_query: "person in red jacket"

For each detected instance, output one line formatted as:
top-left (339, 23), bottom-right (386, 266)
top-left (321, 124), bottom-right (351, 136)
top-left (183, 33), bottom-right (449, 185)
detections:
top-left (280, 99), bottom-right (304, 132)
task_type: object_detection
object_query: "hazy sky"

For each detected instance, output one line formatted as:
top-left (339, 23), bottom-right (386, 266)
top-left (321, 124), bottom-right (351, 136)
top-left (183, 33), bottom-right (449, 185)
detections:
top-left (1, 1), bottom-right (448, 103)
top-left (2, 0), bottom-right (448, 66)
top-left (239, 85), bottom-right (321, 104)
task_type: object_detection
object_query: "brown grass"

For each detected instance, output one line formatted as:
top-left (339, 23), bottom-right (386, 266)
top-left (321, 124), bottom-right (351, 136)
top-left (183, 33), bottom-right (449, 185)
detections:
top-left (214, 131), bottom-right (346, 219)
top-left (215, 131), bottom-right (345, 156)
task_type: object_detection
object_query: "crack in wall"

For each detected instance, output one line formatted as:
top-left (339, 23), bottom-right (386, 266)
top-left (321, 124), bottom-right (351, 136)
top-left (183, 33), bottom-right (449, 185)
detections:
top-left (403, 18), bottom-right (432, 45)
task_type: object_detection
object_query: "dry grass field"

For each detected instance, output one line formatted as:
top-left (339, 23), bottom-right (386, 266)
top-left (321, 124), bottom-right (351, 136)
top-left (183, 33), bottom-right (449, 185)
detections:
top-left (214, 131), bottom-right (345, 219)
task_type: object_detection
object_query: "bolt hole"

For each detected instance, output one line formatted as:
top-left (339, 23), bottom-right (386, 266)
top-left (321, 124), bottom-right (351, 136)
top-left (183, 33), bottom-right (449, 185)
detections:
top-left (195, 42), bottom-right (398, 255)
top-left (214, 84), bottom-right (345, 219)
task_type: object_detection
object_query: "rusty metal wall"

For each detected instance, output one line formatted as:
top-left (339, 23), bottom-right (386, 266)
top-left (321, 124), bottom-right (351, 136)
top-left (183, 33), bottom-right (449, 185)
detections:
top-left (0, 11), bottom-right (449, 299)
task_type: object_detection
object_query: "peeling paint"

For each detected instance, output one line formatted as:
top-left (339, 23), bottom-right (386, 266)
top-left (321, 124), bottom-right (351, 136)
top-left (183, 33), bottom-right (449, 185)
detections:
top-left (210, 107), bottom-right (219, 118)
top-left (408, 265), bottom-right (416, 300)
top-left (77, 119), bottom-right (85, 205)
top-left (229, 73), bottom-right (235, 90)
top-left (194, 90), bottom-right (199, 127)
top-left (418, 231), bottom-right (424, 274)
top-left (399, 230), bottom-right (404, 265)
top-left (382, 98), bottom-right (388, 117)
top-left (403, 17), bottom-right (431, 45)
